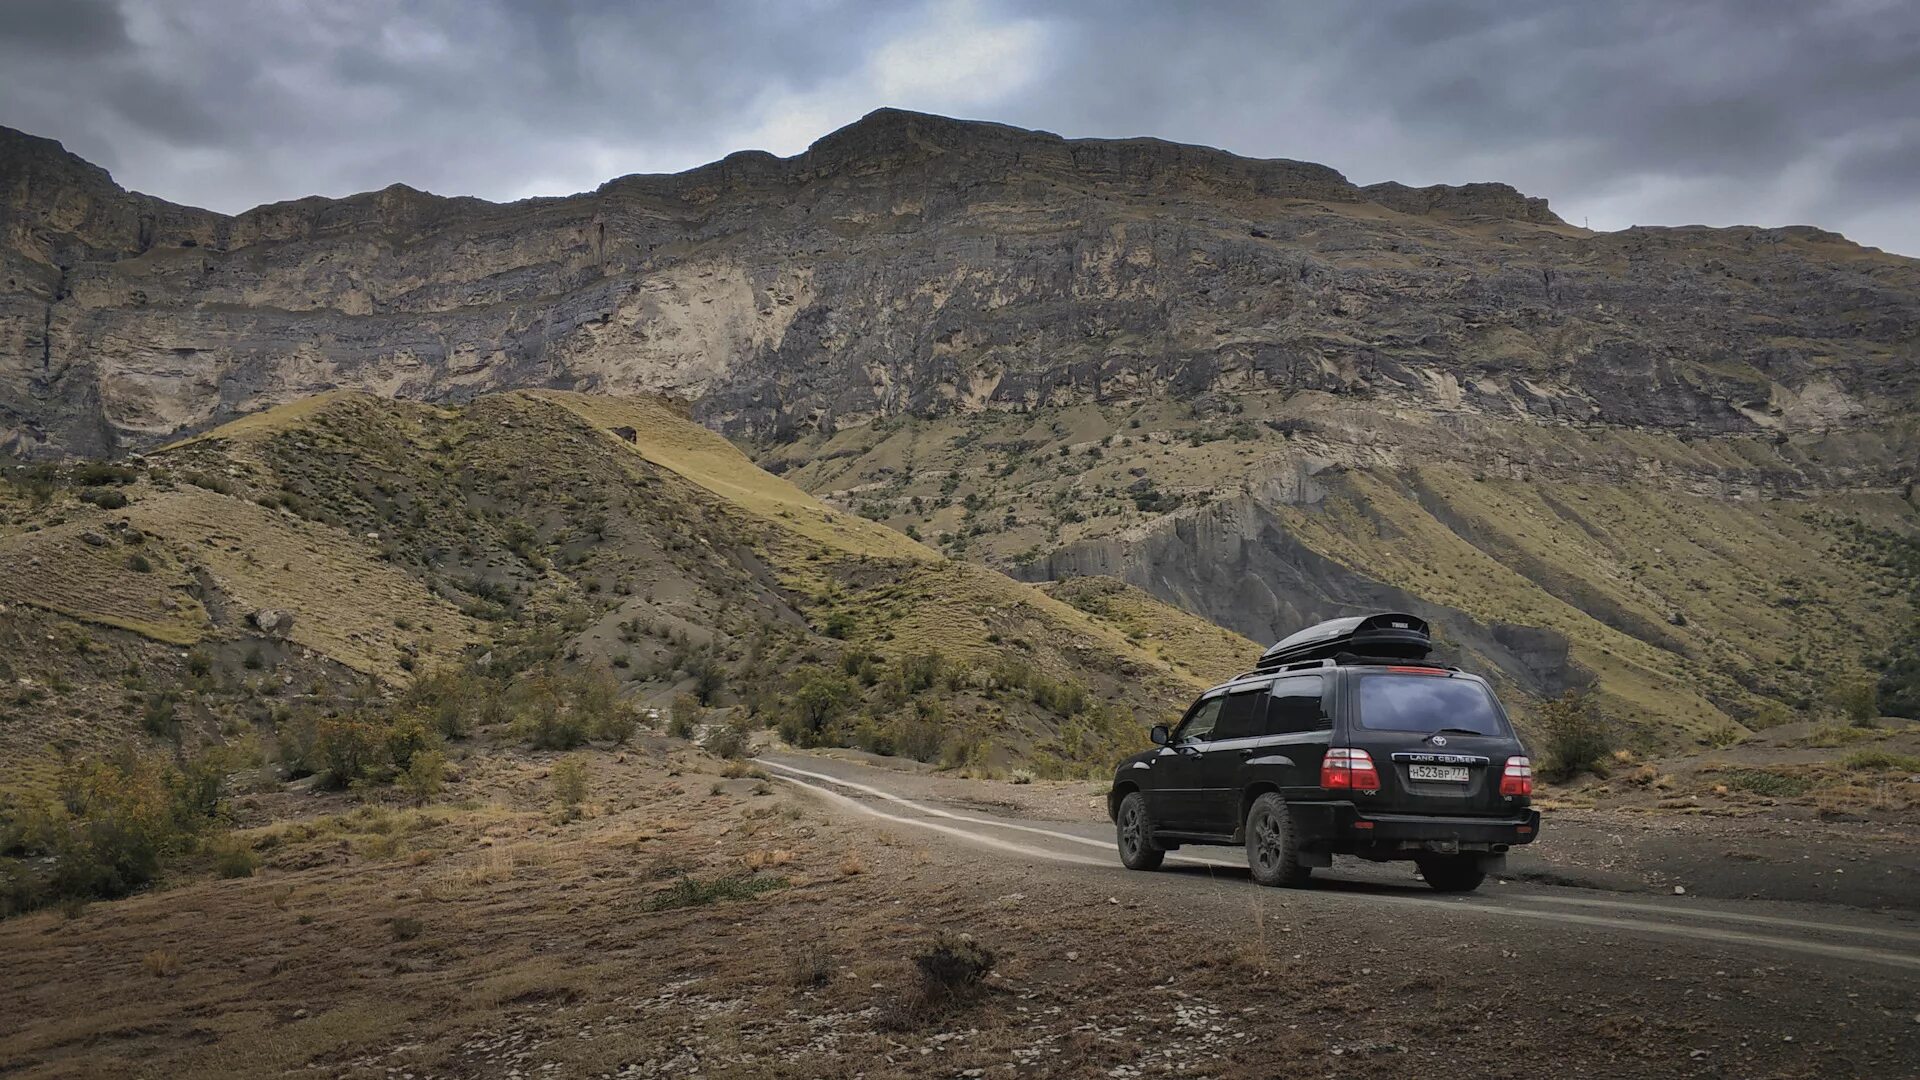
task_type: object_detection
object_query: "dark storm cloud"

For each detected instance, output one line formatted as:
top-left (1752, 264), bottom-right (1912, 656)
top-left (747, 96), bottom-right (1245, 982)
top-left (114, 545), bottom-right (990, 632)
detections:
top-left (0, 0), bottom-right (1914, 254)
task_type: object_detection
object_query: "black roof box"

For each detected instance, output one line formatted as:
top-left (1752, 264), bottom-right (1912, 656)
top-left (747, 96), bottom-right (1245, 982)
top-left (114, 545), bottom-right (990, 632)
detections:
top-left (1257, 612), bottom-right (1431, 669)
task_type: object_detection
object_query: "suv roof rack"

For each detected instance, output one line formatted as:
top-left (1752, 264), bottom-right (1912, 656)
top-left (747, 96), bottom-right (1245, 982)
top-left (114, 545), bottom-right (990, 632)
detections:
top-left (1223, 652), bottom-right (1456, 687)
top-left (1256, 612), bottom-right (1430, 670)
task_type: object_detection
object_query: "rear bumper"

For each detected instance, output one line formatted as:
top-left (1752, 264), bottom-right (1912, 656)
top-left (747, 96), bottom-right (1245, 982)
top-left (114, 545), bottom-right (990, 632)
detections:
top-left (1289, 802), bottom-right (1540, 851)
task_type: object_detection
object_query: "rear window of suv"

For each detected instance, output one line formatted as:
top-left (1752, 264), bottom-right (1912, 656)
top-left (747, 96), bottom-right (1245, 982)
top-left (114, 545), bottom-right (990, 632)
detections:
top-left (1356, 674), bottom-right (1508, 735)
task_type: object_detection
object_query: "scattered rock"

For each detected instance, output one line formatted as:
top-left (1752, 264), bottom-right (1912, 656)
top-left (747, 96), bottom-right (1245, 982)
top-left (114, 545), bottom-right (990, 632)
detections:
top-left (251, 608), bottom-right (296, 638)
top-left (79, 530), bottom-right (109, 547)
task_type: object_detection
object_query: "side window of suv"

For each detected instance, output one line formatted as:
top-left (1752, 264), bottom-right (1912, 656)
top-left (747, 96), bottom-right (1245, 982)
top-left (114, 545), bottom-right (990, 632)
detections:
top-left (1174, 697), bottom-right (1224, 743)
top-left (1212, 685), bottom-right (1272, 741)
top-left (1265, 675), bottom-right (1328, 734)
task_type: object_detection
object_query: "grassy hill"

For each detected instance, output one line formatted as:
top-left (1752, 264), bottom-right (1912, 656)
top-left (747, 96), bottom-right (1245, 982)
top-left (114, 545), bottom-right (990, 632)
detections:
top-left (0, 390), bottom-right (1236, 795)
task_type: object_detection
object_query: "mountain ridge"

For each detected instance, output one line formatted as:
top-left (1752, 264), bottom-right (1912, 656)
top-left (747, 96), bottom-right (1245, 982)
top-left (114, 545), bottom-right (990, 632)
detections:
top-left (7, 108), bottom-right (1914, 459)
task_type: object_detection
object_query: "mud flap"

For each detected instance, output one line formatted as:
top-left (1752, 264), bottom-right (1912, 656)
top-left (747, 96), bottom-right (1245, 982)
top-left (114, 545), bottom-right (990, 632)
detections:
top-left (1298, 850), bottom-right (1332, 868)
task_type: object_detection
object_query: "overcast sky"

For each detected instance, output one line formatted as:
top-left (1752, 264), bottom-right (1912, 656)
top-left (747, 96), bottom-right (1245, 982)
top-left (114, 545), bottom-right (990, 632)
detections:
top-left (3, 0), bottom-right (1916, 255)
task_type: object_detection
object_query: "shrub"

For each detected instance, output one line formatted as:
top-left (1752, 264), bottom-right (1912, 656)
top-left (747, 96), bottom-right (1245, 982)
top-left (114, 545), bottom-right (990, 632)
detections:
top-left (1533, 691), bottom-right (1615, 782)
top-left (314, 716), bottom-right (387, 788)
top-left (1828, 676), bottom-right (1879, 726)
top-left (389, 915), bottom-right (424, 942)
top-left (125, 553), bottom-right (152, 574)
top-left (142, 692), bottom-right (180, 740)
top-left (1716, 769), bottom-right (1814, 797)
top-left (185, 651), bottom-right (213, 677)
top-left (703, 721), bottom-right (749, 759)
top-left (895, 706), bottom-right (946, 764)
top-left (911, 932), bottom-right (995, 1009)
top-left (644, 872), bottom-right (788, 911)
top-left (595, 701), bottom-right (637, 745)
top-left (668, 693), bottom-right (702, 738)
top-left (381, 715), bottom-right (437, 772)
top-left (398, 749), bottom-right (447, 804)
top-left (785, 673), bottom-right (854, 747)
top-left (551, 757), bottom-right (589, 807)
top-left (276, 710), bottom-right (323, 778)
top-left (11, 753), bottom-right (231, 909)
top-left (686, 651), bottom-right (727, 705)
top-left (1840, 749), bottom-right (1920, 772)
top-left (79, 488), bottom-right (128, 509)
top-left (72, 461), bottom-right (138, 486)
top-left (213, 840), bottom-right (259, 879)
top-left (786, 942), bottom-right (835, 988)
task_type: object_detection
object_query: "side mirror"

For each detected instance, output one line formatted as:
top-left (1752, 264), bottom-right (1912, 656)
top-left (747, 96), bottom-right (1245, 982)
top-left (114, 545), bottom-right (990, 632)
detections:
top-left (1149, 724), bottom-right (1171, 746)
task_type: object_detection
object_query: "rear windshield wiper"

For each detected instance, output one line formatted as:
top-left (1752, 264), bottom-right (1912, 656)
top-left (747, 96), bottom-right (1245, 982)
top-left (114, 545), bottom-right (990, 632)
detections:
top-left (1430, 726), bottom-right (1493, 736)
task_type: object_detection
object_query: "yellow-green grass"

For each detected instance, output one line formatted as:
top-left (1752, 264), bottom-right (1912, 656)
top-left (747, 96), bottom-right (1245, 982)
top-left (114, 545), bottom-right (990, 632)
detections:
top-left (125, 489), bottom-right (479, 676)
top-left (531, 391), bottom-right (932, 562)
top-left (1043, 575), bottom-right (1263, 685)
top-left (1274, 467), bottom-right (1911, 735)
top-left (822, 560), bottom-right (1213, 709)
top-left (0, 519), bottom-right (209, 644)
top-left (157, 389), bottom-right (365, 451)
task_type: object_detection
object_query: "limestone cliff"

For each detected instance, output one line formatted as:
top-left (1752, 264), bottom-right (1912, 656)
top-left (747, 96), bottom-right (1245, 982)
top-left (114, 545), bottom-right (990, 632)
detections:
top-left (4, 108), bottom-right (1915, 463)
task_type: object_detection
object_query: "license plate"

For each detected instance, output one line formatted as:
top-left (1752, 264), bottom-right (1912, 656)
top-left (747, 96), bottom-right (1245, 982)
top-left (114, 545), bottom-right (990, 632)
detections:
top-left (1409, 764), bottom-right (1469, 783)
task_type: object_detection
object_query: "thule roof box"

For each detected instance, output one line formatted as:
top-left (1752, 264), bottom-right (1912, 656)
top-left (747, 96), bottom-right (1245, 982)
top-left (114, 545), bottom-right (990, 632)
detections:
top-left (1256, 612), bottom-right (1431, 670)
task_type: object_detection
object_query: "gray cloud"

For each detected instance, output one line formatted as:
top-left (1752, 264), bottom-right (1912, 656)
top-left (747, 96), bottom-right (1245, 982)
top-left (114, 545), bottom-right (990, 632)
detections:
top-left (1, 0), bottom-right (1915, 255)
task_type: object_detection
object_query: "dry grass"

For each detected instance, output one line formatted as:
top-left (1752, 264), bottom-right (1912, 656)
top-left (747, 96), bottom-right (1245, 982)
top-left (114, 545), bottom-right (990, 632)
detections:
top-left (532, 390), bottom-right (931, 562)
top-left (141, 949), bottom-right (180, 979)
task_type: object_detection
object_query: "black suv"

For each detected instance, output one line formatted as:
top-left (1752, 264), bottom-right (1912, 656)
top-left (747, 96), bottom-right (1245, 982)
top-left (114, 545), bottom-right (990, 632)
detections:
top-left (1108, 613), bottom-right (1539, 892)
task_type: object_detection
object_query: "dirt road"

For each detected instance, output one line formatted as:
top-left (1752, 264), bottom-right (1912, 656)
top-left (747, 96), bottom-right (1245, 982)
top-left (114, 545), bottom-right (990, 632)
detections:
top-left (8, 744), bottom-right (1917, 1079)
top-left (754, 751), bottom-right (1920, 975)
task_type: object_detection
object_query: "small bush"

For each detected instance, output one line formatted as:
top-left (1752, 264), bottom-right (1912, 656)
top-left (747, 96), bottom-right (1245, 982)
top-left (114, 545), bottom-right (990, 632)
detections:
top-left (314, 717), bottom-right (387, 788)
top-left (126, 552), bottom-right (153, 573)
top-left (79, 488), bottom-right (128, 509)
top-left (1841, 749), bottom-right (1920, 772)
top-left (703, 721), bottom-right (749, 759)
top-left (389, 915), bottom-right (424, 942)
top-left (1829, 676), bottom-right (1880, 726)
top-left (551, 757), bottom-right (589, 807)
top-left (667, 693), bottom-right (702, 739)
top-left (6, 752), bottom-right (231, 911)
top-left (1716, 769), bottom-right (1814, 797)
top-left (142, 949), bottom-right (180, 978)
top-left (786, 942), bottom-right (835, 988)
top-left (912, 932), bottom-right (996, 1007)
top-left (595, 702), bottom-right (637, 745)
top-left (398, 749), bottom-right (447, 804)
top-left (1534, 691), bottom-right (1615, 782)
top-left (644, 873), bottom-right (788, 911)
top-left (142, 692), bottom-right (180, 740)
top-left (213, 840), bottom-right (259, 879)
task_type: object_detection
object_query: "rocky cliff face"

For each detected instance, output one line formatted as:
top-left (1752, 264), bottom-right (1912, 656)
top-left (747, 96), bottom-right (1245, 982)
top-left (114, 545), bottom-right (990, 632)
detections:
top-left (4, 108), bottom-right (1916, 462)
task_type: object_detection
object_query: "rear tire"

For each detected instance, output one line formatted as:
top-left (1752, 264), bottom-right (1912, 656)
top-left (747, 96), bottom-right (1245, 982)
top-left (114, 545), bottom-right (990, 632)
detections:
top-left (1416, 855), bottom-right (1487, 893)
top-left (1245, 793), bottom-right (1312, 888)
top-left (1116, 792), bottom-right (1164, 870)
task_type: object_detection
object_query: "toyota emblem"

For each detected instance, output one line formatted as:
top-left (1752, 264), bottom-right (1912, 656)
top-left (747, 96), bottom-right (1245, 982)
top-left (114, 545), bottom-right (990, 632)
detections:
top-left (1431, 735), bottom-right (1448, 747)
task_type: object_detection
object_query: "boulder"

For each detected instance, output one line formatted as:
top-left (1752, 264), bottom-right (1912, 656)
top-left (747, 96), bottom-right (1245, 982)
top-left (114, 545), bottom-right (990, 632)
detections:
top-left (250, 608), bottom-right (295, 638)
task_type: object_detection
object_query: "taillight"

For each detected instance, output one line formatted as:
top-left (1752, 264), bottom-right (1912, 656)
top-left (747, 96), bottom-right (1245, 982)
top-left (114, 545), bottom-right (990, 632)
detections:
top-left (1500, 756), bottom-right (1533, 797)
top-left (1321, 748), bottom-right (1380, 791)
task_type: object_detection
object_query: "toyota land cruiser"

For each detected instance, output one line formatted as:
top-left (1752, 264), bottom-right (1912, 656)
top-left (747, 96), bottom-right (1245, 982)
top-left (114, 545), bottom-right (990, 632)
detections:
top-left (1107, 613), bottom-right (1539, 892)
